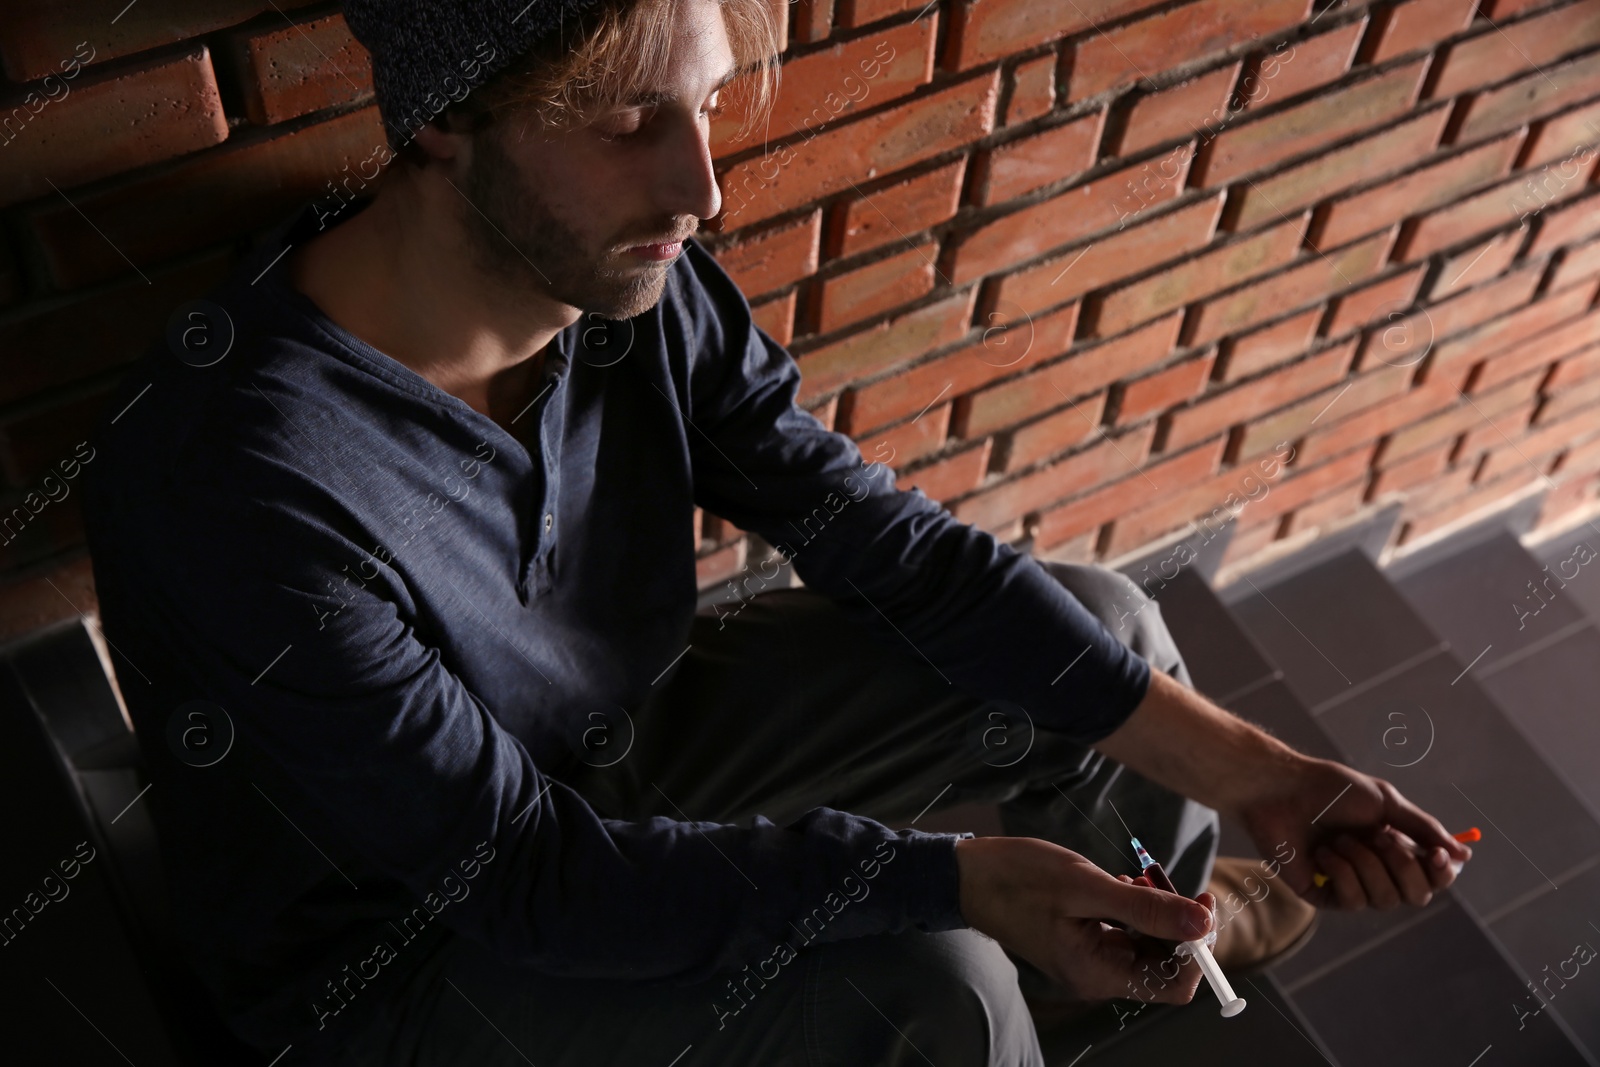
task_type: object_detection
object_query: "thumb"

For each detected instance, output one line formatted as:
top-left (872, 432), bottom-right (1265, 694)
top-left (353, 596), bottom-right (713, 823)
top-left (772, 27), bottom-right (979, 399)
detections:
top-left (1086, 873), bottom-right (1212, 941)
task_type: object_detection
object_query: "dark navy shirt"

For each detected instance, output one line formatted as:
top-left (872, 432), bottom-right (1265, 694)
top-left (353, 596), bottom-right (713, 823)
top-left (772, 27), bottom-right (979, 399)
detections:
top-left (82, 198), bottom-right (1150, 1059)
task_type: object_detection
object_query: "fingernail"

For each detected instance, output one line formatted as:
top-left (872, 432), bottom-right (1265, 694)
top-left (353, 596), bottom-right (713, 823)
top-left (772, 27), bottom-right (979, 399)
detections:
top-left (1432, 848), bottom-right (1447, 867)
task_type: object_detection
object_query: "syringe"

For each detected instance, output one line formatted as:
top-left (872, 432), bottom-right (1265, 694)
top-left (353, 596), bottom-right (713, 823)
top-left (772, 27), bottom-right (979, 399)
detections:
top-left (1130, 837), bottom-right (1247, 1018)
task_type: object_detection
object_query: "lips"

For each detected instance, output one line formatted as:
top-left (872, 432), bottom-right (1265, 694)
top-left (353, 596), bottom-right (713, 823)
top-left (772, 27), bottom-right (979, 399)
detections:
top-left (620, 235), bottom-right (691, 262)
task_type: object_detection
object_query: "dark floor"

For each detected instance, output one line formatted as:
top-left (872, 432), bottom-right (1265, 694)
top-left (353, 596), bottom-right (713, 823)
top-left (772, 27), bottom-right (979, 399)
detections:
top-left (919, 507), bottom-right (1600, 1067)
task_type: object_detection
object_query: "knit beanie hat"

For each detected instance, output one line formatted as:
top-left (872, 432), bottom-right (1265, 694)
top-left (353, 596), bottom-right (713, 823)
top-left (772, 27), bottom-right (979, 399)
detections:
top-left (342, 0), bottom-right (610, 149)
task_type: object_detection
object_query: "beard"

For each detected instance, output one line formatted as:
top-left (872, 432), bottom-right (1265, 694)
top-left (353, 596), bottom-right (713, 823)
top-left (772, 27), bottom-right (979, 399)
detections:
top-left (460, 128), bottom-right (685, 320)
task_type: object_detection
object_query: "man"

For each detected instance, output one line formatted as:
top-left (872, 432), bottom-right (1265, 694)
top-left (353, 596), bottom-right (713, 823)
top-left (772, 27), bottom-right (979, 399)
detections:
top-left (81, 0), bottom-right (1472, 1063)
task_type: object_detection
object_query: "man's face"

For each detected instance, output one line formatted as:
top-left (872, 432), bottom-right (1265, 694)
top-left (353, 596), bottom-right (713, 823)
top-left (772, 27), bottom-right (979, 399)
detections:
top-left (459, 0), bottom-right (734, 320)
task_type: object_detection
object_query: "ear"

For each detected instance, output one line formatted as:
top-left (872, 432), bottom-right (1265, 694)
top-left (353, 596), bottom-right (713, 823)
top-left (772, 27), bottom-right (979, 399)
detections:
top-left (411, 120), bottom-right (467, 164)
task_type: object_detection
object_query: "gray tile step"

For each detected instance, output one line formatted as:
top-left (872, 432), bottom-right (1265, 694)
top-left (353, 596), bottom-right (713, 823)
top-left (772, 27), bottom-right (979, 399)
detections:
top-left (1227, 546), bottom-right (1600, 1066)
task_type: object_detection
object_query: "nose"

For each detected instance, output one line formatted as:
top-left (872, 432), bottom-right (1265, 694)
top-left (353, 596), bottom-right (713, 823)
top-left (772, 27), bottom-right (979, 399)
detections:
top-left (658, 116), bottom-right (722, 222)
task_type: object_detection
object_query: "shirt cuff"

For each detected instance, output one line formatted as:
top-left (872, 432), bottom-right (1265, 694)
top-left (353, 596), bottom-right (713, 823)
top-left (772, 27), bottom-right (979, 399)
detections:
top-left (899, 830), bottom-right (974, 933)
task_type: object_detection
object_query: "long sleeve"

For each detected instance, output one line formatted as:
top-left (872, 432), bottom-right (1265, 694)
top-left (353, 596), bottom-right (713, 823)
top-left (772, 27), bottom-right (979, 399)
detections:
top-left (675, 241), bottom-right (1152, 744)
top-left (156, 470), bottom-right (971, 987)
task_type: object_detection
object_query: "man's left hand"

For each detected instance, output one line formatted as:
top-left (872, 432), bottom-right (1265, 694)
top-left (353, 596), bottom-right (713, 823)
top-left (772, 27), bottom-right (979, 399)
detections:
top-left (1238, 756), bottom-right (1473, 910)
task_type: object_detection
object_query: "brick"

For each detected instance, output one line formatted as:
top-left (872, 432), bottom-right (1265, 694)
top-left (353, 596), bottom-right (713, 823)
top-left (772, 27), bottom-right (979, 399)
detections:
top-left (1000, 391), bottom-right (1109, 471)
top-left (1117, 353), bottom-right (1217, 425)
top-left (1093, 213), bottom-right (1307, 338)
top-left (1432, 2), bottom-right (1600, 100)
top-left (712, 18), bottom-right (936, 153)
top-left (1233, 345), bottom-right (1402, 459)
top-left (1529, 189), bottom-right (1600, 256)
top-left (841, 303), bottom-right (1080, 433)
top-left (864, 403), bottom-right (952, 466)
top-left (980, 112), bottom-right (1104, 204)
top-left (951, 150), bottom-right (1195, 284)
top-left (950, 424), bottom-right (1157, 533)
top-left (815, 240), bottom-right (938, 332)
top-left (1481, 0), bottom-right (1565, 18)
top-left (1299, 370), bottom-right (1468, 464)
top-left (836, 0), bottom-right (924, 28)
top-left (1359, 261), bottom-right (1544, 371)
top-left (1118, 63), bottom-right (1241, 156)
top-left (0, 556), bottom-right (95, 644)
top-left (0, 47), bottom-right (230, 208)
top-left (1475, 409), bottom-right (1586, 481)
top-left (1458, 50), bottom-right (1600, 142)
top-left (1189, 229), bottom-right (1395, 345)
top-left (712, 211), bottom-right (822, 297)
top-left (1402, 468), bottom-right (1544, 541)
top-left (0, 249), bottom-right (234, 407)
top-left (718, 71), bottom-right (999, 228)
top-left (1326, 265), bottom-right (1427, 339)
top-left (795, 289), bottom-right (975, 401)
top-left (1537, 466), bottom-right (1600, 526)
top-left (229, 12), bottom-right (372, 126)
top-left (696, 539), bottom-right (748, 586)
top-left (1371, 439), bottom-right (1453, 496)
top-left (806, 394), bottom-right (839, 433)
top-left (0, 485), bottom-right (86, 573)
top-left (897, 440), bottom-right (993, 501)
top-left (994, 194), bottom-right (1223, 314)
top-left (1032, 439), bottom-right (1224, 549)
top-left (1471, 307), bottom-right (1600, 392)
top-left (1219, 307), bottom-right (1321, 381)
top-left (1243, 18), bottom-right (1366, 107)
top-left (1228, 107), bottom-right (1450, 231)
top-left (831, 161), bottom-right (964, 258)
top-left (1218, 517), bottom-right (1281, 565)
top-left (0, 386), bottom-right (112, 487)
top-left (1383, 369), bottom-right (1544, 461)
top-left (1007, 52), bottom-right (1059, 125)
top-left (1407, 167), bottom-right (1590, 262)
top-left (1555, 430), bottom-right (1600, 476)
top-left (793, 0), bottom-right (835, 43)
top-left (1320, 133), bottom-right (1522, 249)
top-left (751, 291), bottom-right (797, 345)
top-left (1547, 342), bottom-right (1600, 391)
top-left (1549, 235), bottom-right (1600, 292)
top-left (1369, 0), bottom-right (1478, 64)
top-left (26, 107), bottom-right (386, 290)
top-left (0, 0), bottom-right (314, 81)
top-left (1101, 439), bottom-right (1309, 555)
top-left (1428, 231), bottom-right (1525, 300)
top-left (1286, 477), bottom-right (1370, 534)
top-left (1068, 0), bottom-right (1310, 103)
top-left (1163, 344), bottom-right (1353, 451)
top-left (1199, 60), bottom-right (1428, 186)
top-left (1524, 99), bottom-right (1600, 169)
top-left (1539, 372), bottom-right (1600, 424)
top-left (955, 313), bottom-right (1183, 437)
top-left (944, 0), bottom-right (1167, 71)
top-left (1429, 276), bottom-right (1596, 377)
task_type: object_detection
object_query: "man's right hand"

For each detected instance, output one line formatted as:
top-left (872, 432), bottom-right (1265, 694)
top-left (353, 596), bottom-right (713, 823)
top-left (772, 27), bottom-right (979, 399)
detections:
top-left (953, 836), bottom-right (1215, 1005)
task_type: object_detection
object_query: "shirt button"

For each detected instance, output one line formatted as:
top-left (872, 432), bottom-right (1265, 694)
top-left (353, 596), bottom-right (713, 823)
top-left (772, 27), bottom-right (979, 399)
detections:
top-left (544, 512), bottom-right (554, 532)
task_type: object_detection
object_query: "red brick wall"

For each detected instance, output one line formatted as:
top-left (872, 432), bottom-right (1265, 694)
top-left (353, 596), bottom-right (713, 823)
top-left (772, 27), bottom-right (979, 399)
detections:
top-left (3, 1), bottom-right (1600, 640)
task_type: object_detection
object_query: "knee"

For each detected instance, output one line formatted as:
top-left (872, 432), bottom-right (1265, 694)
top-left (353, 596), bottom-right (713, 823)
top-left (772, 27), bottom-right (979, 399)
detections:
top-left (1039, 561), bottom-right (1154, 641)
top-left (824, 930), bottom-right (1041, 1066)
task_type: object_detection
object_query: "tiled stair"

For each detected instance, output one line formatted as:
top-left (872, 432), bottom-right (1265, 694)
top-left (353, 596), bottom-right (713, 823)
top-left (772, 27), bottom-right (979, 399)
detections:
top-left (923, 509), bottom-right (1600, 1065)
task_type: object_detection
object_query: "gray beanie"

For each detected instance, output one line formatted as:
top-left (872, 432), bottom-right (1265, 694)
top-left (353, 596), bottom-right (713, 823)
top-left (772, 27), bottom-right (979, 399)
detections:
top-left (342, 0), bottom-right (610, 149)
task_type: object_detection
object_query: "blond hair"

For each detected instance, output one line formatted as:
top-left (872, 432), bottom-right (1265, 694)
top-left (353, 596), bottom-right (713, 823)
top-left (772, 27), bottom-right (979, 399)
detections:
top-left (435, 0), bottom-right (780, 143)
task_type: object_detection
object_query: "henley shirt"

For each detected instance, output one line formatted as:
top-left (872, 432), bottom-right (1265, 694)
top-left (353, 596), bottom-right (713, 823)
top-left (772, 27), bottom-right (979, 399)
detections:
top-left (81, 196), bottom-right (1151, 1060)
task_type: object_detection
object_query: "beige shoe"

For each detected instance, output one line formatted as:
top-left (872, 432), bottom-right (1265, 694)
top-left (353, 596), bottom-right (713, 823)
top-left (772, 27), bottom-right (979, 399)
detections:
top-left (1206, 855), bottom-right (1318, 972)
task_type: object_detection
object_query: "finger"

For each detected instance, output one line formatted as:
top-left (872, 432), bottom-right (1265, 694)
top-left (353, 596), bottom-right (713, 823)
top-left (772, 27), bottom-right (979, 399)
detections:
top-left (1130, 944), bottom-right (1204, 1005)
top-left (1085, 876), bottom-right (1213, 942)
top-left (1383, 786), bottom-right (1473, 863)
top-left (1374, 828), bottom-right (1434, 906)
top-left (1313, 843), bottom-right (1365, 909)
top-left (1331, 833), bottom-right (1401, 909)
